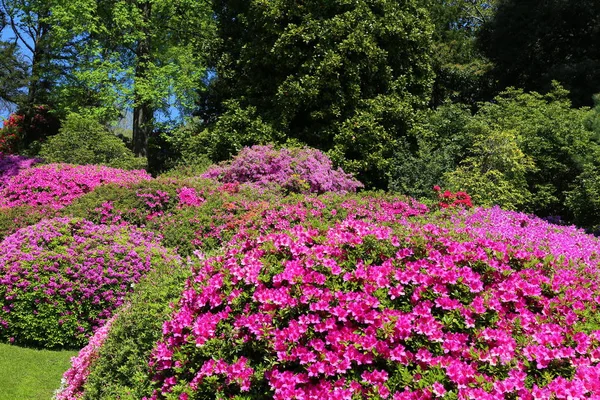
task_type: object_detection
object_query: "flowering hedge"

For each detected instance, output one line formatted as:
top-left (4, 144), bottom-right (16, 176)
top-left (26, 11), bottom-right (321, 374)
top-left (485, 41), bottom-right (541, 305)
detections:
top-left (0, 113), bottom-right (24, 154)
top-left (0, 218), bottom-right (179, 349)
top-left (202, 145), bottom-right (363, 194)
top-left (61, 188), bottom-right (600, 399)
top-left (0, 163), bottom-right (152, 209)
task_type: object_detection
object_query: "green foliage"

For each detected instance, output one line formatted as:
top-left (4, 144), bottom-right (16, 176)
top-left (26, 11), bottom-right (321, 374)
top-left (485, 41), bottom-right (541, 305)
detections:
top-left (81, 258), bottom-right (191, 399)
top-left (0, 41), bottom-right (27, 107)
top-left (422, 0), bottom-right (496, 106)
top-left (201, 0), bottom-right (435, 188)
top-left (148, 119), bottom-right (218, 175)
top-left (394, 85), bottom-right (599, 217)
top-left (39, 113), bottom-right (146, 170)
top-left (467, 85), bottom-right (597, 215)
top-left (55, 0), bottom-right (216, 156)
top-left (479, 0), bottom-right (600, 107)
top-left (390, 103), bottom-right (472, 199)
top-left (444, 128), bottom-right (534, 209)
top-left (565, 164), bottom-right (600, 230)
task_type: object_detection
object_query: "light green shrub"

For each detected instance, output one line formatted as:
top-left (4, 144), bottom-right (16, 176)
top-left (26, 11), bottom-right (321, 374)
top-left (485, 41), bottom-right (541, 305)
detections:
top-left (39, 113), bottom-right (146, 170)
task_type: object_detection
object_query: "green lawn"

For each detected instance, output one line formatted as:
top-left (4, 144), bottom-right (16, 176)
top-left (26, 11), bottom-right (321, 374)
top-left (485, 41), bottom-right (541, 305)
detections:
top-left (0, 343), bottom-right (77, 400)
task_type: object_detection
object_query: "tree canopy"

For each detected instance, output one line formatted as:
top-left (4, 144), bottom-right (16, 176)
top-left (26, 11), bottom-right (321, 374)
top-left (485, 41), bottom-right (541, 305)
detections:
top-left (199, 0), bottom-right (435, 188)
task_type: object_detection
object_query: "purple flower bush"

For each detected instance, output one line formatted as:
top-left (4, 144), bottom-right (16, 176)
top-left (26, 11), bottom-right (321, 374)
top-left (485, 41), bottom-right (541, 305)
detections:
top-left (62, 188), bottom-right (600, 399)
top-left (0, 218), bottom-right (179, 348)
top-left (202, 145), bottom-right (363, 194)
top-left (0, 152), bottom-right (40, 187)
top-left (0, 163), bottom-right (151, 209)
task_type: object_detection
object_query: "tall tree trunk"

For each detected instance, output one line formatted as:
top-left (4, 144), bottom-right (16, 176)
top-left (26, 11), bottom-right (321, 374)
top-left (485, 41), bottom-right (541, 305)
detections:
top-left (132, 1), bottom-right (152, 158)
top-left (23, 22), bottom-right (48, 146)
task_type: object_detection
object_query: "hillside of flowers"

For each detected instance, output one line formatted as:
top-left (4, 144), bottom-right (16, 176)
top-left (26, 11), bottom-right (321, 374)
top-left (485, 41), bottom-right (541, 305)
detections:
top-left (2, 146), bottom-right (600, 399)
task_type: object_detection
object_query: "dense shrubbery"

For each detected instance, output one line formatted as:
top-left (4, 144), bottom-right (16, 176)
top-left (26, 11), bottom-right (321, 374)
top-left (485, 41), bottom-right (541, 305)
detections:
top-left (0, 163), bottom-right (151, 209)
top-left (0, 205), bottom-right (57, 241)
top-left (39, 113), bottom-right (146, 170)
top-left (0, 218), bottom-right (179, 349)
top-left (58, 182), bottom-right (600, 398)
top-left (392, 86), bottom-right (600, 221)
top-left (202, 145), bottom-right (363, 194)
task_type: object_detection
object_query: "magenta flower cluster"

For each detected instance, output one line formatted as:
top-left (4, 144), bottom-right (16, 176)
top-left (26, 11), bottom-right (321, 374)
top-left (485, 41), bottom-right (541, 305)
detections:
top-left (0, 152), bottom-right (40, 186)
top-left (142, 198), bottom-right (600, 399)
top-left (202, 145), bottom-right (363, 193)
top-left (0, 218), bottom-right (178, 348)
top-left (0, 163), bottom-right (151, 209)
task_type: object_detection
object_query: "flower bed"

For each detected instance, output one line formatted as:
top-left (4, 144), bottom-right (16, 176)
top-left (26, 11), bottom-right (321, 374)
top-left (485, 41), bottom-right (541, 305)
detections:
top-left (0, 163), bottom-right (152, 209)
top-left (144, 207), bottom-right (600, 399)
top-left (0, 218), bottom-right (179, 348)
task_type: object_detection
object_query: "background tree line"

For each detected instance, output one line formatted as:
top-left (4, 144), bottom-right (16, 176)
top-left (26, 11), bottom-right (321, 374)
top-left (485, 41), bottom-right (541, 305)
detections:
top-left (1, 0), bottom-right (600, 229)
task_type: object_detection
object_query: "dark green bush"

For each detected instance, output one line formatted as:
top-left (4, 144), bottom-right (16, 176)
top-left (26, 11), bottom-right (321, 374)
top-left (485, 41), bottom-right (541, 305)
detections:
top-left (39, 113), bottom-right (146, 170)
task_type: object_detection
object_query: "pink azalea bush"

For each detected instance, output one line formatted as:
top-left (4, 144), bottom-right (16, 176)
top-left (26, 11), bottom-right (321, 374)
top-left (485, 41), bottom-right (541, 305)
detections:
top-left (143, 200), bottom-right (600, 399)
top-left (0, 163), bottom-right (151, 209)
top-left (0, 218), bottom-right (179, 348)
top-left (0, 152), bottom-right (41, 186)
top-left (60, 187), bottom-right (600, 399)
top-left (202, 145), bottom-right (363, 193)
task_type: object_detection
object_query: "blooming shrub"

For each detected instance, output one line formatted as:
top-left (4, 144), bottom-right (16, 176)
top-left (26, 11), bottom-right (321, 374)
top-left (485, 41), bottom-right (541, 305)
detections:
top-left (0, 218), bottom-right (179, 348)
top-left (0, 113), bottom-right (24, 154)
top-left (145, 204), bottom-right (600, 399)
top-left (202, 145), bottom-right (363, 194)
top-left (0, 152), bottom-right (40, 186)
top-left (434, 186), bottom-right (473, 209)
top-left (0, 163), bottom-right (152, 209)
top-left (60, 188), bottom-right (600, 398)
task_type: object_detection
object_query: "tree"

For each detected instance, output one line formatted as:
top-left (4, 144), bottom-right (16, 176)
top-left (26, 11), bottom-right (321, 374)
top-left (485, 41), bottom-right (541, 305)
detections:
top-left (0, 40), bottom-right (27, 111)
top-left (456, 85), bottom-right (597, 215)
top-left (479, 0), bottom-right (600, 107)
top-left (199, 0), bottom-right (434, 188)
top-left (423, 0), bottom-right (497, 107)
top-left (68, 0), bottom-right (216, 157)
top-left (0, 10), bottom-right (27, 109)
top-left (0, 0), bottom-right (91, 145)
top-left (444, 127), bottom-right (535, 209)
